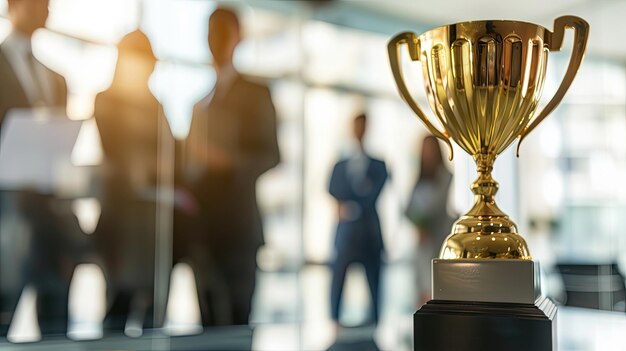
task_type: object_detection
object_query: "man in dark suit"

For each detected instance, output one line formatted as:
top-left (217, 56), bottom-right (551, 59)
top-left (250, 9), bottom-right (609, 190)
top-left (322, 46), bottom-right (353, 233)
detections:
top-left (0, 0), bottom-right (74, 337)
top-left (180, 7), bottom-right (279, 326)
top-left (329, 113), bottom-right (388, 326)
top-left (0, 0), bottom-right (66, 127)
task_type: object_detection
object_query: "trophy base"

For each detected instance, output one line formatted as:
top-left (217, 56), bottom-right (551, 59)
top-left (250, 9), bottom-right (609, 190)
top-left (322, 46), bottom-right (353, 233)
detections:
top-left (432, 259), bottom-right (541, 304)
top-left (414, 259), bottom-right (557, 351)
top-left (413, 297), bottom-right (557, 351)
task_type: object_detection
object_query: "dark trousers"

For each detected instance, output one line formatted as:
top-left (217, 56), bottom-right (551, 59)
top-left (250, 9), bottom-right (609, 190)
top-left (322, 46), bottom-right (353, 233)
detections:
top-left (330, 249), bottom-right (381, 324)
top-left (0, 282), bottom-right (70, 337)
top-left (191, 245), bottom-right (257, 326)
top-left (36, 284), bottom-right (70, 336)
top-left (173, 199), bottom-right (259, 327)
top-left (0, 291), bottom-right (20, 336)
top-left (173, 228), bottom-right (257, 326)
top-left (0, 191), bottom-right (72, 337)
top-left (103, 289), bottom-right (154, 333)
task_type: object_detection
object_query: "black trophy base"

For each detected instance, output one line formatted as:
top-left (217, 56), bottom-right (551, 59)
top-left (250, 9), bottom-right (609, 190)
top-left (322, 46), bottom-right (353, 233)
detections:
top-left (414, 297), bottom-right (557, 351)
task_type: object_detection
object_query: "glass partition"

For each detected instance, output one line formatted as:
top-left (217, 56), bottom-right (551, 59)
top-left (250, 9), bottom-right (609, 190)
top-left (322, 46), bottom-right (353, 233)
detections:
top-left (0, 1), bottom-right (624, 350)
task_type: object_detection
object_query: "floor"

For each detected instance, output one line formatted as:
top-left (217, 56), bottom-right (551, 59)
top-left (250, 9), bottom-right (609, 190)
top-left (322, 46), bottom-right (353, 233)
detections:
top-left (2, 261), bottom-right (626, 350)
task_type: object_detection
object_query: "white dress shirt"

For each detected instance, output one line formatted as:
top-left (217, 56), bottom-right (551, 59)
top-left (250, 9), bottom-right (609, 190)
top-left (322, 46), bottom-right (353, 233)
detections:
top-left (347, 149), bottom-right (369, 184)
top-left (1, 30), bottom-right (55, 106)
top-left (347, 148), bottom-right (372, 196)
top-left (212, 64), bottom-right (238, 100)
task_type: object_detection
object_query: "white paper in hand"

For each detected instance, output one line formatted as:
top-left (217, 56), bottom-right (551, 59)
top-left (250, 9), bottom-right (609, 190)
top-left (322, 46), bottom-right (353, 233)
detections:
top-left (0, 107), bottom-right (82, 193)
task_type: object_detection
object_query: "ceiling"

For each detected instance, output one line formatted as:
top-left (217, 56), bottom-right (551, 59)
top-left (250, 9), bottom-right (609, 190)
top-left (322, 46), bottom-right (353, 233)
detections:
top-left (251, 0), bottom-right (626, 63)
top-left (349, 0), bottom-right (626, 62)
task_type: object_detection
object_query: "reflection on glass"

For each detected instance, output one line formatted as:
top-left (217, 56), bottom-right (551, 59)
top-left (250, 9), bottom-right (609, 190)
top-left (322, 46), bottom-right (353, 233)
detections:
top-left (0, 1), bottom-right (624, 350)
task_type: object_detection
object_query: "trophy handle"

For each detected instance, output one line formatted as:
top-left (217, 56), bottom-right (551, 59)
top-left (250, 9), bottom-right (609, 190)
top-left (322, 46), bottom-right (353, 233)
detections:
top-left (517, 15), bottom-right (589, 156)
top-left (388, 32), bottom-right (454, 160)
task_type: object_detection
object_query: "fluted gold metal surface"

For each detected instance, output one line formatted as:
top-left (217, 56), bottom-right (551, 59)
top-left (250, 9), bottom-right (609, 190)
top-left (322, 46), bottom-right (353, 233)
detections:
top-left (388, 17), bottom-right (589, 259)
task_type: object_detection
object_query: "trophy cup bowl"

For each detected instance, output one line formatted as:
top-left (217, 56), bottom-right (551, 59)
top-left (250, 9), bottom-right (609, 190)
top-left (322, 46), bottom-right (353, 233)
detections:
top-left (388, 16), bottom-right (589, 260)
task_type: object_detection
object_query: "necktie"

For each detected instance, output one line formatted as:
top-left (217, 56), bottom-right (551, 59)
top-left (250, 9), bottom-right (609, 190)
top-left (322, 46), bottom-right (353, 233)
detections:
top-left (25, 49), bottom-right (47, 106)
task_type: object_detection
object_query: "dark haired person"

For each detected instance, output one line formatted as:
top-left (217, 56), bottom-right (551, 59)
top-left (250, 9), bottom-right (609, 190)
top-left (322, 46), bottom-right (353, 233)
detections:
top-left (0, 0), bottom-right (66, 125)
top-left (181, 7), bottom-right (280, 326)
top-left (406, 135), bottom-right (455, 305)
top-left (93, 30), bottom-right (173, 332)
top-left (328, 113), bottom-right (388, 327)
top-left (0, 0), bottom-right (75, 337)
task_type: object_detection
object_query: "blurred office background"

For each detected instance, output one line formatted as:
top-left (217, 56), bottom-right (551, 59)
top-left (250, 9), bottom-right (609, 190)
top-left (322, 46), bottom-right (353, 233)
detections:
top-left (0, 0), bottom-right (625, 350)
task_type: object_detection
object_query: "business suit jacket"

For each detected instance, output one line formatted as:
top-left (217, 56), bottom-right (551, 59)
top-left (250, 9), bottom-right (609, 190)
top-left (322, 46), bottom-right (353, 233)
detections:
top-left (0, 39), bottom-right (73, 335)
top-left (0, 37), bottom-right (70, 258)
top-left (0, 41), bottom-right (70, 278)
top-left (93, 88), bottom-right (171, 290)
top-left (0, 43), bottom-right (67, 127)
top-left (329, 155), bottom-right (388, 254)
top-left (183, 74), bottom-right (280, 250)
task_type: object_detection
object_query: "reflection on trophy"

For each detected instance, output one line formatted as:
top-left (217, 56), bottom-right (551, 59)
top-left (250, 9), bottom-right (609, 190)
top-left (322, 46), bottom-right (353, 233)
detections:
top-left (388, 16), bottom-right (589, 351)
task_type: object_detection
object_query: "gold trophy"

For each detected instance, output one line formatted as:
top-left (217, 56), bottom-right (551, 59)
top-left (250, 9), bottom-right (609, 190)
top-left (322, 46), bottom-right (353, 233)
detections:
top-left (388, 16), bottom-right (588, 351)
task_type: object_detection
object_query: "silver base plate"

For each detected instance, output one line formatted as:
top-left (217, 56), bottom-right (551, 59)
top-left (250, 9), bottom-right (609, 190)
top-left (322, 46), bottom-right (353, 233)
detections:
top-left (432, 259), bottom-right (541, 304)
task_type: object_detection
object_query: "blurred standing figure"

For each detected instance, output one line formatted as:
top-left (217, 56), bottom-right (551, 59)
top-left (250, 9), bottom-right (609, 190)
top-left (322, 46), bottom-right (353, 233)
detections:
top-left (328, 113), bottom-right (388, 326)
top-left (405, 136), bottom-right (455, 305)
top-left (0, 0), bottom-right (74, 337)
top-left (182, 7), bottom-right (279, 326)
top-left (93, 30), bottom-right (172, 333)
top-left (0, 0), bottom-right (66, 126)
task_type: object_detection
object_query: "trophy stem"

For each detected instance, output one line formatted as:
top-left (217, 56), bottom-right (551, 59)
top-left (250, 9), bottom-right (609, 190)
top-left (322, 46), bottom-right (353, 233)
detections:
top-left (440, 153), bottom-right (531, 259)
top-left (466, 153), bottom-right (508, 218)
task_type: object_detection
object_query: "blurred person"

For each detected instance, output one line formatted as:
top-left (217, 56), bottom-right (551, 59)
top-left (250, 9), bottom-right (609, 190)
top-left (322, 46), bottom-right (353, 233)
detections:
top-left (0, 0), bottom-right (76, 337)
top-left (93, 30), bottom-right (172, 333)
top-left (405, 135), bottom-right (455, 305)
top-left (328, 113), bottom-right (388, 327)
top-left (179, 7), bottom-right (279, 326)
top-left (0, 0), bottom-right (65, 125)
